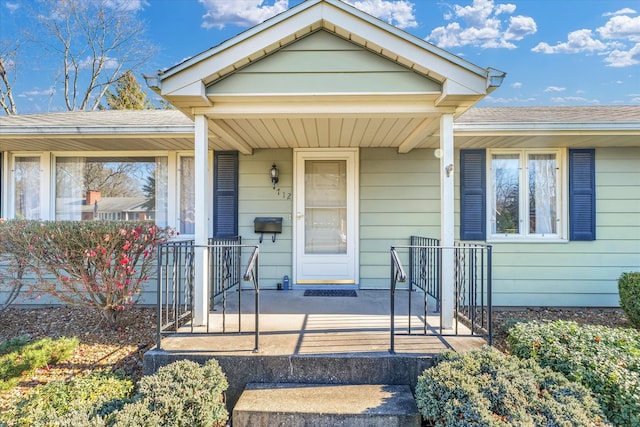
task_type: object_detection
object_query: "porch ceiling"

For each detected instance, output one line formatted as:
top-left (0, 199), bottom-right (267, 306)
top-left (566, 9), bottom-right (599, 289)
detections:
top-left (202, 94), bottom-right (447, 154)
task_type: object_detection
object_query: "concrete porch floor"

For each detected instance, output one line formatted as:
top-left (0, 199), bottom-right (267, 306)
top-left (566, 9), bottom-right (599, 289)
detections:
top-left (144, 289), bottom-right (488, 412)
top-left (156, 289), bottom-right (487, 355)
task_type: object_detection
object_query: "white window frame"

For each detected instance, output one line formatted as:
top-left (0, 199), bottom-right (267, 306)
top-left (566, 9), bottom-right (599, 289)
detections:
top-left (487, 148), bottom-right (567, 242)
top-left (9, 153), bottom-right (51, 220)
top-left (51, 151), bottom-right (171, 224)
top-left (173, 150), bottom-right (213, 239)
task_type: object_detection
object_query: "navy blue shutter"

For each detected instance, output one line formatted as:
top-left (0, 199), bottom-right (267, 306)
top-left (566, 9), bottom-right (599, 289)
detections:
top-left (569, 149), bottom-right (596, 241)
top-left (460, 149), bottom-right (486, 240)
top-left (213, 152), bottom-right (238, 238)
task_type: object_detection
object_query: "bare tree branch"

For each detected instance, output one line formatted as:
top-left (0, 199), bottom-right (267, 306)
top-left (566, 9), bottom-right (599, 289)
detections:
top-left (33, 0), bottom-right (156, 111)
top-left (0, 41), bottom-right (19, 115)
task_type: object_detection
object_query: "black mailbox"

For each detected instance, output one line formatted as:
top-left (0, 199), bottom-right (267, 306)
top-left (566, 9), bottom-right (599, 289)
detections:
top-left (254, 217), bottom-right (282, 242)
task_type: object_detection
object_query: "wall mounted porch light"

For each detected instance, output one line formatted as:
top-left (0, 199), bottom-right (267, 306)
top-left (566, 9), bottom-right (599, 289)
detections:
top-left (270, 163), bottom-right (279, 188)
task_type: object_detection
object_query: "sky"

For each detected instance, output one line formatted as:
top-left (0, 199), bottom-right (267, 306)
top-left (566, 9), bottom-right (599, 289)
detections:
top-left (1, 0), bottom-right (640, 114)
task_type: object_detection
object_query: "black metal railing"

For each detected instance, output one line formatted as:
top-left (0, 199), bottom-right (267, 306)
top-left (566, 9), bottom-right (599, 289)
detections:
top-left (390, 238), bottom-right (493, 353)
top-left (156, 239), bottom-right (260, 351)
top-left (208, 237), bottom-right (242, 333)
top-left (409, 236), bottom-right (441, 309)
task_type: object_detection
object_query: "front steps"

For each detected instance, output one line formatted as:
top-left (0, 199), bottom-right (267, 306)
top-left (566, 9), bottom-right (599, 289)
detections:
top-left (143, 351), bottom-right (436, 411)
top-left (232, 383), bottom-right (421, 427)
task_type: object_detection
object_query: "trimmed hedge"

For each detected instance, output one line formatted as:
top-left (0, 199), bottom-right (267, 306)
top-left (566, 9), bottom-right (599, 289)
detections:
top-left (0, 359), bottom-right (229, 427)
top-left (112, 359), bottom-right (229, 427)
top-left (415, 346), bottom-right (608, 426)
top-left (619, 272), bottom-right (640, 328)
top-left (508, 320), bottom-right (640, 426)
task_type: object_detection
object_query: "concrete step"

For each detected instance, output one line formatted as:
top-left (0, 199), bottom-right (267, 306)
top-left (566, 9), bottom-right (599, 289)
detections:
top-left (232, 383), bottom-right (421, 427)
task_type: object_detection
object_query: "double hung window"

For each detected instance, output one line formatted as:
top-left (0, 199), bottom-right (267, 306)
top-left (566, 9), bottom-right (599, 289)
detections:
top-left (460, 148), bottom-right (595, 242)
top-left (490, 150), bottom-right (561, 239)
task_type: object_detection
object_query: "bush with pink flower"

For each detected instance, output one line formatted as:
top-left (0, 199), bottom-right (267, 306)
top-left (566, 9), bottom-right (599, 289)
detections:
top-left (0, 220), bottom-right (172, 326)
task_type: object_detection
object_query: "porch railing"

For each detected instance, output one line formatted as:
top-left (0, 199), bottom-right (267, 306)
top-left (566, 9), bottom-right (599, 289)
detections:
top-left (390, 238), bottom-right (493, 353)
top-left (155, 238), bottom-right (260, 351)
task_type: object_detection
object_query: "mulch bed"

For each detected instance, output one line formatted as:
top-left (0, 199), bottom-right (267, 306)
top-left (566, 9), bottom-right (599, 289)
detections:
top-left (0, 305), bottom-right (632, 410)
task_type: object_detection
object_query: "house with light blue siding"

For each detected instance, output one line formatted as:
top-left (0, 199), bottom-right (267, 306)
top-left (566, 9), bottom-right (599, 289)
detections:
top-left (0, 0), bottom-right (638, 325)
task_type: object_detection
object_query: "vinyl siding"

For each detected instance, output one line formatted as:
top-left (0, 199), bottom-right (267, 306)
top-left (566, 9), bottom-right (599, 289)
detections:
top-left (207, 30), bottom-right (441, 95)
top-left (359, 148), bottom-right (440, 289)
top-left (238, 148), bottom-right (293, 289)
top-left (484, 147), bottom-right (640, 307)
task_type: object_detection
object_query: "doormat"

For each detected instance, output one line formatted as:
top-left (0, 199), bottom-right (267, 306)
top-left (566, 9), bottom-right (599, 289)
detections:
top-left (303, 290), bottom-right (357, 297)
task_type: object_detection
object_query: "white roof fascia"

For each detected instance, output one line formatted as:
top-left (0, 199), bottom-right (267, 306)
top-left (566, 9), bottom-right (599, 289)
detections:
top-left (158, 0), bottom-right (492, 98)
top-left (454, 122), bottom-right (640, 135)
top-left (159, 5), bottom-right (325, 96)
top-left (0, 125), bottom-right (194, 137)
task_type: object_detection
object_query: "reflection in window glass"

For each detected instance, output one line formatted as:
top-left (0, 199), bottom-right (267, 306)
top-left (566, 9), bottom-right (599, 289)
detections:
top-left (14, 157), bottom-right (41, 219)
top-left (179, 156), bottom-right (195, 234)
top-left (529, 154), bottom-right (557, 234)
top-left (491, 154), bottom-right (520, 234)
top-left (304, 160), bottom-right (347, 254)
top-left (55, 157), bottom-right (168, 225)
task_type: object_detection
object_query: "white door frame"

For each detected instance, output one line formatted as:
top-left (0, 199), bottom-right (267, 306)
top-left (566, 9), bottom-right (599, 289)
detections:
top-left (292, 148), bottom-right (359, 289)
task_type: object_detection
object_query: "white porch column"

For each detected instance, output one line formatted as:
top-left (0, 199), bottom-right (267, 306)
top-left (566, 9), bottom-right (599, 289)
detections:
top-left (440, 113), bottom-right (455, 329)
top-left (193, 114), bottom-right (209, 326)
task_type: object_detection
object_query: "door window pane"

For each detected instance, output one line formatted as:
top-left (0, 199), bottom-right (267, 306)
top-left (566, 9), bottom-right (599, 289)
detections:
top-left (491, 154), bottom-right (520, 234)
top-left (14, 157), bottom-right (41, 219)
top-left (55, 156), bottom-right (168, 224)
top-left (305, 160), bottom-right (347, 254)
top-left (528, 153), bottom-right (557, 234)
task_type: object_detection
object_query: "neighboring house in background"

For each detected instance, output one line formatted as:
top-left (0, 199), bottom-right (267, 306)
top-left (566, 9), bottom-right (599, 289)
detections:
top-left (0, 0), bottom-right (638, 322)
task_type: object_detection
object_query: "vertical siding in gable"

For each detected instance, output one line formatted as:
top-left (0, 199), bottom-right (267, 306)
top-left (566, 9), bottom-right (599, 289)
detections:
top-left (359, 148), bottom-right (441, 289)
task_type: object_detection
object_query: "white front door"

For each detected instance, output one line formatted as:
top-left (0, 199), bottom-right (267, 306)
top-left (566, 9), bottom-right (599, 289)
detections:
top-left (294, 149), bottom-right (358, 288)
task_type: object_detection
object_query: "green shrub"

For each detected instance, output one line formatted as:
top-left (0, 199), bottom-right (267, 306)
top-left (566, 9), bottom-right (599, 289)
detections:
top-left (619, 271), bottom-right (640, 328)
top-left (508, 320), bottom-right (640, 426)
top-left (415, 346), bottom-right (608, 426)
top-left (112, 359), bottom-right (229, 427)
top-left (0, 336), bottom-right (79, 391)
top-left (0, 370), bottom-right (134, 427)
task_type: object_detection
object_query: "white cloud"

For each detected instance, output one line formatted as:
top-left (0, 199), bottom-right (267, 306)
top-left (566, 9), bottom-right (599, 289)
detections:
top-left (550, 96), bottom-right (600, 105)
top-left (199, 0), bottom-right (289, 29)
top-left (483, 95), bottom-right (536, 104)
top-left (4, 2), bottom-right (19, 13)
top-left (19, 87), bottom-right (56, 97)
top-left (77, 56), bottom-right (120, 71)
top-left (104, 0), bottom-right (148, 12)
top-left (532, 29), bottom-right (609, 54)
top-left (504, 15), bottom-right (537, 41)
top-left (604, 42), bottom-right (640, 67)
top-left (544, 86), bottom-right (566, 93)
top-left (344, 0), bottom-right (417, 29)
top-left (603, 8), bottom-right (637, 17)
top-left (597, 14), bottom-right (640, 42)
top-left (533, 10), bottom-right (640, 68)
top-left (427, 0), bottom-right (536, 49)
top-left (198, 0), bottom-right (417, 30)
top-left (511, 82), bottom-right (522, 89)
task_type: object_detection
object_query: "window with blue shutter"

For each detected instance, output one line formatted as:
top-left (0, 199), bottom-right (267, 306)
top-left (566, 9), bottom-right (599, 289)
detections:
top-left (460, 149), bottom-right (486, 240)
top-left (213, 152), bottom-right (238, 238)
top-left (569, 149), bottom-right (596, 241)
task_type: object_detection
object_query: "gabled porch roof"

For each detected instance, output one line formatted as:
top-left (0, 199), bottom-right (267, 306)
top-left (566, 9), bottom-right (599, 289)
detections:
top-left (146, 0), bottom-right (503, 154)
